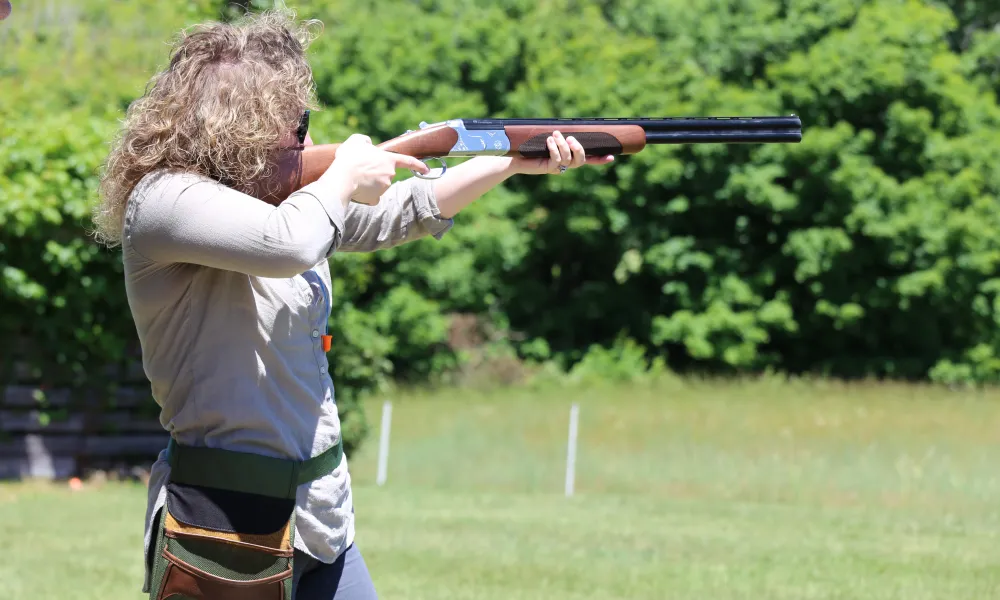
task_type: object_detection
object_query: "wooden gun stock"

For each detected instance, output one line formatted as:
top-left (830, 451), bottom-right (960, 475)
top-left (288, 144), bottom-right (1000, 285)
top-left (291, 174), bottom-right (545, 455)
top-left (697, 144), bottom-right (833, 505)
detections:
top-left (249, 122), bottom-right (460, 204)
top-left (251, 115), bottom-right (801, 203)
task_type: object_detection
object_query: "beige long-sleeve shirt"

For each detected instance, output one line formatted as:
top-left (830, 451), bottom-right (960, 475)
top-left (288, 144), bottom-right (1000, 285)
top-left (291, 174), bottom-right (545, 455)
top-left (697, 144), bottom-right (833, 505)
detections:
top-left (123, 169), bottom-right (452, 591)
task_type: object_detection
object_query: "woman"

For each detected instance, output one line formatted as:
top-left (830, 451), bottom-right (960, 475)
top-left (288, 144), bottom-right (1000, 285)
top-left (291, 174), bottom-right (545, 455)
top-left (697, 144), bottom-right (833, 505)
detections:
top-left (93, 10), bottom-right (611, 600)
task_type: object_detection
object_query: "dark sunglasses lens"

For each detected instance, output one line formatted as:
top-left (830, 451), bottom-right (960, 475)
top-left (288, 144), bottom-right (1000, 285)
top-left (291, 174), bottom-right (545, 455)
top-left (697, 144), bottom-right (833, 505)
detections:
top-left (296, 110), bottom-right (310, 144)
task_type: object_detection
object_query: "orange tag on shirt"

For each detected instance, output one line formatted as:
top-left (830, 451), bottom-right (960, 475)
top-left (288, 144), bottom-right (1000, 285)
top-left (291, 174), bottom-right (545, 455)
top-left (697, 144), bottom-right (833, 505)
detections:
top-left (322, 335), bottom-right (332, 352)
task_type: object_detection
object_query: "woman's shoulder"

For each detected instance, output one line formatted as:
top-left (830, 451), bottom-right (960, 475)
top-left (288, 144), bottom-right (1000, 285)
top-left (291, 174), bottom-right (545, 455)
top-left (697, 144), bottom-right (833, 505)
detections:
top-left (131, 169), bottom-right (215, 202)
top-left (127, 169), bottom-right (218, 223)
top-left (124, 169), bottom-right (219, 247)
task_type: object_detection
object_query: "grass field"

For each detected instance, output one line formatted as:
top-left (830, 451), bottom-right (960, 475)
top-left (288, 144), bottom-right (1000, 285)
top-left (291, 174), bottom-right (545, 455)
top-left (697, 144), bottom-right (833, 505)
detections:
top-left (2, 376), bottom-right (1000, 599)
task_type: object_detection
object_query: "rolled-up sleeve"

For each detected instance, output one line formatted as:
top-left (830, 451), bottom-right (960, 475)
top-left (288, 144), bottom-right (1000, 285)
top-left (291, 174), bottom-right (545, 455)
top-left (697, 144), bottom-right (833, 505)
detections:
top-left (336, 177), bottom-right (454, 253)
top-left (125, 171), bottom-right (348, 278)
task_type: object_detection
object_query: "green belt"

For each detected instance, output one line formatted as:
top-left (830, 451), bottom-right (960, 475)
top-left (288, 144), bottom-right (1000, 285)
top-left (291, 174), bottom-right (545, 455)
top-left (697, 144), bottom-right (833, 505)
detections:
top-left (165, 437), bottom-right (343, 499)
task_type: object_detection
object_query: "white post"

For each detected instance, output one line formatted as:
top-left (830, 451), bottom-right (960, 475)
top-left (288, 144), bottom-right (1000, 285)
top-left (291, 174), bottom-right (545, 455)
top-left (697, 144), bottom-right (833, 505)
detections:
top-left (565, 403), bottom-right (579, 497)
top-left (375, 401), bottom-right (393, 486)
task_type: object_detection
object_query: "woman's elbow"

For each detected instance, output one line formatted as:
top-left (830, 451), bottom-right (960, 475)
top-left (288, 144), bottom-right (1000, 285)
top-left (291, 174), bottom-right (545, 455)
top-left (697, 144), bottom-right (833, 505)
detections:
top-left (253, 220), bottom-right (340, 276)
top-left (252, 243), bottom-right (328, 277)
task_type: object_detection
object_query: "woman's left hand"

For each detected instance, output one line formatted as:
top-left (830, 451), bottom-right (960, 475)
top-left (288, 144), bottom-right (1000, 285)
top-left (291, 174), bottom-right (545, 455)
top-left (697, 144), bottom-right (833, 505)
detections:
top-left (508, 130), bottom-right (615, 176)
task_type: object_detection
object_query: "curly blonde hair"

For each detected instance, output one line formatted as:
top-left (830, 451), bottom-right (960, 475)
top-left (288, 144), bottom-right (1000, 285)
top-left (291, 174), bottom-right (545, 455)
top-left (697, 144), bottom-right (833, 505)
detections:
top-left (93, 10), bottom-right (321, 247)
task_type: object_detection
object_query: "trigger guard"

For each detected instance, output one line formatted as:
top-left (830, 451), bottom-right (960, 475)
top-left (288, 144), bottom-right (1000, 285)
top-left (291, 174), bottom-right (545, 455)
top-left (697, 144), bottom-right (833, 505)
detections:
top-left (413, 157), bottom-right (446, 180)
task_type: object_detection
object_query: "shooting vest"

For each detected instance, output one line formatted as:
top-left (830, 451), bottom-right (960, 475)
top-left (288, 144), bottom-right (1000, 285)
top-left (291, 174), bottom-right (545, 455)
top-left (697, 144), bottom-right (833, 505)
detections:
top-left (146, 437), bottom-right (342, 600)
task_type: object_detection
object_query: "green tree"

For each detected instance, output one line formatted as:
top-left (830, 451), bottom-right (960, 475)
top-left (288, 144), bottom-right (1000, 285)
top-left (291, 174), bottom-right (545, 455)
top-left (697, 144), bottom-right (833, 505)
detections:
top-left (4, 0), bottom-right (1000, 465)
top-left (292, 0), bottom-right (1000, 382)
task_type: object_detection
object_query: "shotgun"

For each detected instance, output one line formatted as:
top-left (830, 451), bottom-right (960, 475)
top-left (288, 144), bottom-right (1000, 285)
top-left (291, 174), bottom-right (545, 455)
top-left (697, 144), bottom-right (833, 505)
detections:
top-left (251, 115), bottom-right (803, 203)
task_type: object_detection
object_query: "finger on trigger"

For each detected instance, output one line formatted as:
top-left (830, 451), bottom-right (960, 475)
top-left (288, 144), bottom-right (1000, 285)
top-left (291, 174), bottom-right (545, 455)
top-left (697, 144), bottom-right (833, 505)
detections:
top-left (398, 154), bottom-right (429, 173)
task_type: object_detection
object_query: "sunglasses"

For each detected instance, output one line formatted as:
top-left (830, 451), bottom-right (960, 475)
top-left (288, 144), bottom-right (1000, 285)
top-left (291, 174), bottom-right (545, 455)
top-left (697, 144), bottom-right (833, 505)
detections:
top-left (296, 109), bottom-right (310, 145)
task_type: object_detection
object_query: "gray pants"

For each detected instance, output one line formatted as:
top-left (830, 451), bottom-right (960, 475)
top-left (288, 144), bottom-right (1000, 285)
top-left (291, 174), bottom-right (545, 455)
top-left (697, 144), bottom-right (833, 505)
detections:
top-left (292, 544), bottom-right (378, 600)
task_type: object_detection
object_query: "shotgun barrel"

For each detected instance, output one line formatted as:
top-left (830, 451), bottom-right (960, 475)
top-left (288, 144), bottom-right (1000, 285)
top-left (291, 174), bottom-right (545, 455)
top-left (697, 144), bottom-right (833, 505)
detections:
top-left (463, 115), bottom-right (803, 146)
top-left (644, 129), bottom-right (803, 143)
top-left (463, 115), bottom-right (802, 132)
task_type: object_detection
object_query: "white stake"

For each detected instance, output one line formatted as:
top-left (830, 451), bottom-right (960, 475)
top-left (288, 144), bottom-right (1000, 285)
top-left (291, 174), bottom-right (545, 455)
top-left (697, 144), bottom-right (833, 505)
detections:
top-left (376, 400), bottom-right (393, 486)
top-left (565, 403), bottom-right (579, 497)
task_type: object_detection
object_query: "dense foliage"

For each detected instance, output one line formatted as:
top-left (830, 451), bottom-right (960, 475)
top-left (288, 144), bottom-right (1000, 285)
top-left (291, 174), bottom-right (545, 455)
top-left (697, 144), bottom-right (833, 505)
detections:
top-left (2, 0), bottom-right (1000, 450)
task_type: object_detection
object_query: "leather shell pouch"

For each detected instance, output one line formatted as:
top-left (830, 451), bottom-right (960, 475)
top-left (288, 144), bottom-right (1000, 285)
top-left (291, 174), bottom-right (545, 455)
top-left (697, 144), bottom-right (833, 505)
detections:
top-left (147, 481), bottom-right (295, 600)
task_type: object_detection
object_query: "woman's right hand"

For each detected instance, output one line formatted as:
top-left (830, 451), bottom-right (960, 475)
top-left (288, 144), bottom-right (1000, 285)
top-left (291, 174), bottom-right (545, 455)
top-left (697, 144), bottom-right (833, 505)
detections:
top-left (326, 134), bottom-right (430, 205)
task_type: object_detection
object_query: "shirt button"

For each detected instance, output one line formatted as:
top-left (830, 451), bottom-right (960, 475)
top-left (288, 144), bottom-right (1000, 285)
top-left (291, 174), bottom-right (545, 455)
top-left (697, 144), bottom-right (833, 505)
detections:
top-left (312, 330), bottom-right (320, 338)
top-left (320, 366), bottom-right (327, 374)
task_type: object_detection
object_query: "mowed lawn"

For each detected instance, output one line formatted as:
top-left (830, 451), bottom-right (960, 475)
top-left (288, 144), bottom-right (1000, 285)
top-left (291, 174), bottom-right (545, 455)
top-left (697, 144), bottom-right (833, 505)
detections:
top-left (2, 377), bottom-right (1000, 599)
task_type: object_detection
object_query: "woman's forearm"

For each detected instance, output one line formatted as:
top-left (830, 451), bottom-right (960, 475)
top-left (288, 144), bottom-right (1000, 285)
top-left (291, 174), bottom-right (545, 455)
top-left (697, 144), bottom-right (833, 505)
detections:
top-left (431, 156), bottom-right (518, 218)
